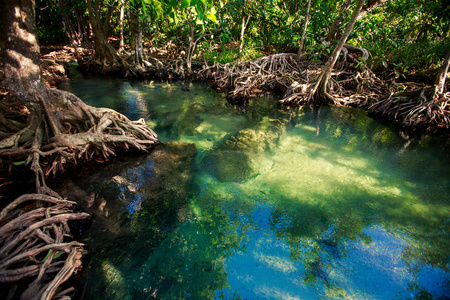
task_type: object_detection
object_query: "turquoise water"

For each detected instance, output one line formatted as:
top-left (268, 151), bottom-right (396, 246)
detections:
top-left (59, 77), bottom-right (449, 299)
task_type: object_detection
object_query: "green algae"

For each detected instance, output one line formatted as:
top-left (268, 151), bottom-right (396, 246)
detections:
top-left (58, 79), bottom-right (450, 300)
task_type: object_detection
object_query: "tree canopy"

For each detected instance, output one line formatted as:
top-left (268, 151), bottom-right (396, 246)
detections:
top-left (34, 0), bottom-right (449, 73)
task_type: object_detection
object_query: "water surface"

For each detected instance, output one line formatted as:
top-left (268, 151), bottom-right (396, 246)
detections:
top-left (59, 76), bottom-right (449, 299)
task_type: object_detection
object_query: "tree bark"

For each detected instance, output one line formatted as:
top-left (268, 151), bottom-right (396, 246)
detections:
top-left (74, 3), bottom-right (90, 43)
top-left (298, 0), bottom-right (312, 57)
top-left (187, 20), bottom-right (195, 73)
top-left (86, 0), bottom-right (123, 67)
top-left (1, 0), bottom-right (157, 177)
top-left (58, 0), bottom-right (81, 46)
top-left (129, 7), bottom-right (146, 65)
top-left (313, 0), bottom-right (366, 102)
top-left (118, 0), bottom-right (125, 53)
top-left (431, 49), bottom-right (450, 99)
top-left (0, 0), bottom-right (45, 105)
top-left (239, 14), bottom-right (251, 53)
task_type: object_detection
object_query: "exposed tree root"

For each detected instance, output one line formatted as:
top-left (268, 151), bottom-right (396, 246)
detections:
top-left (0, 193), bottom-right (90, 300)
top-left (199, 53), bottom-right (318, 103)
top-left (125, 57), bottom-right (190, 79)
top-left (368, 88), bottom-right (450, 129)
top-left (78, 54), bottom-right (191, 80)
top-left (0, 87), bottom-right (158, 179)
top-left (0, 82), bottom-right (158, 299)
top-left (198, 51), bottom-right (384, 105)
top-left (198, 51), bottom-right (448, 131)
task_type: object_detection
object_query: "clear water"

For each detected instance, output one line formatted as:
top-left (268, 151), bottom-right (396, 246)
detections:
top-left (59, 75), bottom-right (449, 300)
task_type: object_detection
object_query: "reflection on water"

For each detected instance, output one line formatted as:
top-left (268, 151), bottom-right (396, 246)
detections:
top-left (59, 77), bottom-right (449, 299)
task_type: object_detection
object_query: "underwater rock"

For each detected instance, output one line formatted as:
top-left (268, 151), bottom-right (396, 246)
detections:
top-left (157, 102), bottom-right (205, 137)
top-left (172, 102), bottom-right (206, 136)
top-left (204, 116), bottom-right (288, 182)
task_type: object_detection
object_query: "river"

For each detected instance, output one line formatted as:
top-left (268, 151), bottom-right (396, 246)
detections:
top-left (58, 73), bottom-right (449, 300)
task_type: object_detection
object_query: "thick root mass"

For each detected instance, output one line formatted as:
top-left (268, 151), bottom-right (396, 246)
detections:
top-left (199, 53), bottom-right (312, 103)
top-left (0, 87), bottom-right (158, 179)
top-left (0, 85), bottom-right (159, 298)
top-left (199, 52), bottom-right (448, 131)
top-left (368, 87), bottom-right (450, 129)
top-left (0, 193), bottom-right (90, 300)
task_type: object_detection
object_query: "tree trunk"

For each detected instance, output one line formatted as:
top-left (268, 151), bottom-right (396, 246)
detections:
top-left (326, 0), bottom-right (351, 41)
top-left (130, 8), bottom-right (146, 65)
top-left (313, 0), bottom-right (366, 102)
top-left (1, 0), bottom-right (157, 178)
top-left (298, 0), bottom-right (311, 57)
top-left (239, 14), bottom-right (251, 53)
top-left (187, 20), bottom-right (195, 73)
top-left (118, 0), bottom-right (125, 53)
top-left (431, 49), bottom-right (450, 99)
top-left (0, 0), bottom-right (45, 105)
top-left (58, 0), bottom-right (81, 46)
top-left (73, 3), bottom-right (89, 43)
top-left (86, 0), bottom-right (123, 68)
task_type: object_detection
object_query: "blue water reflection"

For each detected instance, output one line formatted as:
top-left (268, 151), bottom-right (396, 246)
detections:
top-left (59, 77), bottom-right (449, 299)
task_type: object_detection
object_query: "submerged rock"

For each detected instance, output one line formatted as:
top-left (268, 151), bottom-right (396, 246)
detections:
top-left (204, 116), bottom-right (288, 182)
top-left (157, 102), bottom-right (205, 137)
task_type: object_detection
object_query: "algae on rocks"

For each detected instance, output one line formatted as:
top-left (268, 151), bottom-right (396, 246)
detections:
top-left (204, 115), bottom-right (289, 182)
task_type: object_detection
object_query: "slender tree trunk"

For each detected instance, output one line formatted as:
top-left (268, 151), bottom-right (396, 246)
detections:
top-left (239, 14), bottom-right (251, 53)
top-left (187, 20), bottom-right (195, 73)
top-left (58, 0), bottom-right (81, 46)
top-left (431, 50), bottom-right (450, 99)
top-left (74, 4), bottom-right (90, 42)
top-left (313, 0), bottom-right (366, 102)
top-left (326, 0), bottom-right (351, 41)
top-left (298, 0), bottom-right (311, 57)
top-left (118, 0), bottom-right (125, 53)
top-left (86, 0), bottom-right (122, 67)
top-left (130, 8), bottom-right (146, 65)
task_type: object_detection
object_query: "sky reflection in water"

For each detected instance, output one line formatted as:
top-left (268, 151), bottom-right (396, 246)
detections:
top-left (59, 77), bottom-right (449, 299)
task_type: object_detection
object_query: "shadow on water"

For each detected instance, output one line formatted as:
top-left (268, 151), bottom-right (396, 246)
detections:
top-left (57, 77), bottom-right (450, 299)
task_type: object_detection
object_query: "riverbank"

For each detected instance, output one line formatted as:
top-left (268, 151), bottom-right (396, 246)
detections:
top-left (39, 43), bottom-right (448, 138)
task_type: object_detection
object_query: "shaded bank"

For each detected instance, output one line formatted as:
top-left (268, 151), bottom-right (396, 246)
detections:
top-left (42, 43), bottom-right (449, 136)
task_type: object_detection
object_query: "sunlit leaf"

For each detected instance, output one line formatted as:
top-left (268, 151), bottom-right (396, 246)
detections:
top-left (206, 13), bottom-right (216, 22)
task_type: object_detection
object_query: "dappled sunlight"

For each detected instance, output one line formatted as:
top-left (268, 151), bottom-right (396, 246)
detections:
top-left (120, 83), bottom-right (150, 118)
top-left (178, 113), bottom-right (246, 153)
top-left (246, 128), bottom-right (421, 220)
top-left (58, 79), bottom-right (449, 299)
top-left (253, 251), bottom-right (298, 273)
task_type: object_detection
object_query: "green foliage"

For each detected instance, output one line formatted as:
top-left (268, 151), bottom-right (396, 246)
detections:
top-left (37, 0), bottom-right (449, 78)
top-left (35, 0), bottom-right (69, 44)
top-left (204, 47), bottom-right (241, 64)
top-left (352, 0), bottom-right (450, 75)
